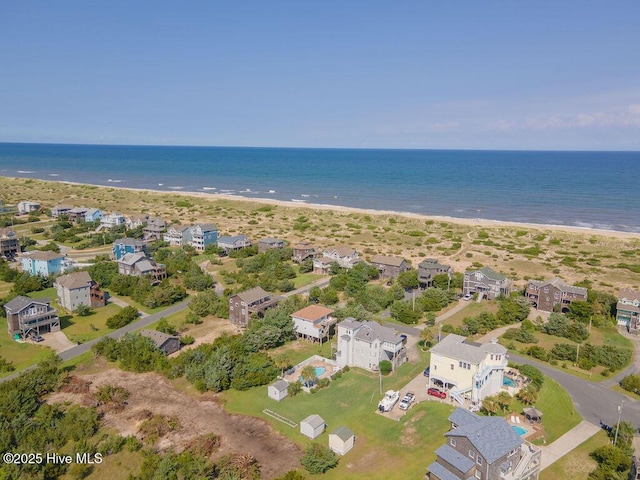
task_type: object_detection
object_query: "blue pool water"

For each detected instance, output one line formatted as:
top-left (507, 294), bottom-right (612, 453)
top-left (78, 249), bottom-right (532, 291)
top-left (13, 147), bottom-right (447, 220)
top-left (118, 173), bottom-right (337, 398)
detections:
top-left (299, 366), bottom-right (327, 384)
top-left (512, 425), bottom-right (528, 436)
top-left (503, 378), bottom-right (517, 387)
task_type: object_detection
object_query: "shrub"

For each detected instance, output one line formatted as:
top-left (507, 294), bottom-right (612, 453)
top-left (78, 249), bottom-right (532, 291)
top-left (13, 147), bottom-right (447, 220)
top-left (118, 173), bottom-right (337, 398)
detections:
top-left (106, 306), bottom-right (139, 329)
top-left (620, 374), bottom-right (640, 395)
top-left (287, 382), bottom-right (302, 397)
top-left (379, 360), bottom-right (392, 375)
top-left (300, 443), bottom-right (338, 474)
top-left (525, 346), bottom-right (548, 361)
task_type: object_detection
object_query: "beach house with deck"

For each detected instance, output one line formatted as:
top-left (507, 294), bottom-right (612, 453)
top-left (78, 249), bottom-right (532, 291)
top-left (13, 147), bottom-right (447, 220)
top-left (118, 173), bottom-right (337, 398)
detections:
top-left (525, 278), bottom-right (587, 312)
top-left (418, 258), bottom-right (452, 288)
top-left (291, 305), bottom-right (336, 343)
top-left (5, 296), bottom-right (60, 339)
top-left (370, 255), bottom-right (410, 278)
top-left (218, 234), bottom-right (252, 253)
top-left (617, 289), bottom-right (640, 334)
top-left (292, 242), bottom-right (317, 263)
top-left (21, 251), bottom-right (70, 276)
top-left (112, 238), bottom-right (147, 261)
top-left (463, 266), bottom-right (511, 300)
top-left (190, 223), bottom-right (218, 251)
top-left (228, 286), bottom-right (280, 327)
top-left (0, 228), bottom-right (19, 260)
top-left (164, 225), bottom-right (192, 247)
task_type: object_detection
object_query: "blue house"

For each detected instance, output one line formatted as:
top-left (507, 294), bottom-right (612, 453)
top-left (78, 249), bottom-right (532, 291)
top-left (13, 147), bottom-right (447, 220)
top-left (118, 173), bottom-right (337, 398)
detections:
top-left (21, 251), bottom-right (67, 276)
top-left (112, 238), bottom-right (147, 261)
top-left (190, 224), bottom-right (218, 251)
top-left (85, 208), bottom-right (103, 223)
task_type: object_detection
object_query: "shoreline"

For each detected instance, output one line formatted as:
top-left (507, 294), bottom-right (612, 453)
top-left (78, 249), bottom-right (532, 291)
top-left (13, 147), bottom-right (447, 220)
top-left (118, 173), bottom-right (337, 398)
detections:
top-left (44, 178), bottom-right (640, 240)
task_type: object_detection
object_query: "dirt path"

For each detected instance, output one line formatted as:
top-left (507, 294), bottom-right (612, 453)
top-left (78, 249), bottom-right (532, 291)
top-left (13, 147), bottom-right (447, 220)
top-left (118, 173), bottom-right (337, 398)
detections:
top-left (48, 367), bottom-right (302, 479)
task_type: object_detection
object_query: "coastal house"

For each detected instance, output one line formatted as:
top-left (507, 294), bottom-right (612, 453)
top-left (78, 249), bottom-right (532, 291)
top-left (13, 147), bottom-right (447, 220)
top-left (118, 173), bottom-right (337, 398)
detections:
top-left (21, 251), bottom-right (70, 276)
top-left (370, 255), bottom-right (410, 278)
top-left (125, 214), bottom-right (149, 230)
top-left (5, 295), bottom-right (60, 339)
top-left (300, 414), bottom-right (326, 439)
top-left (228, 286), bottom-right (280, 327)
top-left (67, 207), bottom-right (89, 224)
top-left (312, 257), bottom-right (336, 275)
top-left (292, 242), bottom-right (317, 263)
top-left (140, 329), bottom-right (181, 355)
top-left (335, 318), bottom-right (406, 372)
top-left (217, 235), bottom-right (252, 253)
top-left (291, 305), bottom-right (336, 343)
top-left (418, 258), bottom-right (452, 288)
top-left (616, 289), bottom-right (640, 334)
top-left (55, 270), bottom-right (105, 311)
top-left (258, 238), bottom-right (285, 253)
top-left (142, 217), bottom-right (167, 242)
top-left (525, 278), bottom-right (587, 312)
top-left (0, 228), bottom-right (19, 260)
top-left (328, 427), bottom-right (355, 456)
top-left (164, 225), bottom-right (192, 247)
top-left (427, 408), bottom-right (541, 480)
top-left (51, 205), bottom-right (72, 218)
top-left (100, 212), bottom-right (126, 229)
top-left (112, 237), bottom-right (147, 261)
top-left (189, 223), bottom-right (218, 252)
top-left (429, 334), bottom-right (507, 405)
top-left (268, 379), bottom-right (289, 401)
top-left (17, 201), bottom-right (41, 215)
top-left (463, 266), bottom-right (511, 300)
top-left (84, 208), bottom-right (103, 223)
top-left (117, 253), bottom-right (166, 282)
top-left (320, 246), bottom-right (359, 270)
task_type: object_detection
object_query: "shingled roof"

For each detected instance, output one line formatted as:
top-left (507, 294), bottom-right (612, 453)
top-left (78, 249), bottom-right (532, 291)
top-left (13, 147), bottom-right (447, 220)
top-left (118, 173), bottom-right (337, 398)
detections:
top-left (56, 271), bottom-right (92, 290)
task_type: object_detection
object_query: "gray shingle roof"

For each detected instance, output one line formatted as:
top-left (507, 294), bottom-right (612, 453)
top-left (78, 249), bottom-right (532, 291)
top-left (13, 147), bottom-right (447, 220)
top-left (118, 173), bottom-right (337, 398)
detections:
top-left (427, 461), bottom-right (462, 480)
top-left (331, 426), bottom-right (354, 441)
top-left (302, 414), bottom-right (325, 429)
top-left (353, 321), bottom-right (402, 345)
top-left (271, 380), bottom-right (289, 391)
top-left (466, 266), bottom-right (506, 281)
top-left (114, 237), bottom-right (145, 247)
top-left (530, 277), bottom-right (587, 296)
top-left (430, 334), bottom-right (507, 364)
top-left (23, 251), bottom-right (64, 261)
top-left (218, 235), bottom-right (249, 244)
top-left (140, 329), bottom-right (177, 349)
top-left (619, 289), bottom-right (640, 303)
top-left (449, 408), bottom-right (480, 427)
top-left (259, 237), bottom-right (284, 244)
top-left (4, 295), bottom-right (50, 313)
top-left (56, 271), bottom-right (92, 290)
top-left (370, 255), bottom-right (406, 267)
top-left (236, 286), bottom-right (270, 304)
top-left (445, 408), bottom-right (523, 464)
top-left (435, 445), bottom-right (475, 473)
top-left (119, 252), bottom-right (147, 266)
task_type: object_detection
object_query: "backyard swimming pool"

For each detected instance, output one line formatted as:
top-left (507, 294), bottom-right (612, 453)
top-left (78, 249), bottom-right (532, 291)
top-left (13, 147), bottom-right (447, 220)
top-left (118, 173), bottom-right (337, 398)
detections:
top-left (299, 366), bottom-right (327, 383)
top-left (512, 425), bottom-right (528, 436)
top-left (503, 377), bottom-right (517, 387)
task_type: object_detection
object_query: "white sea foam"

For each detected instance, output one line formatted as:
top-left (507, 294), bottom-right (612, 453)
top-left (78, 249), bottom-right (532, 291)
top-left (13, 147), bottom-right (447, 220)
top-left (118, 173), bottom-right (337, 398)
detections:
top-left (291, 199), bottom-right (306, 203)
top-left (17, 170), bottom-right (34, 174)
top-left (49, 173), bottom-right (60, 177)
top-left (108, 179), bottom-right (123, 183)
top-left (301, 194), bottom-right (310, 198)
top-left (158, 183), bottom-right (164, 186)
top-left (268, 190), bottom-right (276, 193)
top-left (168, 186), bottom-right (184, 190)
top-left (202, 187), bottom-right (216, 190)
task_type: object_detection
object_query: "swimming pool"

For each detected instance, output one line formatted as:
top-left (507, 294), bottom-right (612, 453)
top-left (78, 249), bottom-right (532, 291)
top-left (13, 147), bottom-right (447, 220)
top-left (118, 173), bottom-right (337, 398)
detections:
top-left (512, 425), bottom-right (528, 436)
top-left (298, 366), bottom-right (327, 384)
top-left (503, 377), bottom-right (517, 387)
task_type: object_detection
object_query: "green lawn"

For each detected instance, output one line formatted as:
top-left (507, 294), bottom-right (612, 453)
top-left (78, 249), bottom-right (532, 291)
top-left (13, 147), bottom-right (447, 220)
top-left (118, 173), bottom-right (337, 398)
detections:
top-left (222, 346), bottom-right (448, 480)
top-left (0, 317), bottom-right (54, 377)
top-left (28, 286), bottom-right (57, 300)
top-left (60, 303), bottom-right (122, 343)
top-left (292, 271), bottom-right (323, 289)
top-left (441, 301), bottom-right (499, 329)
top-left (540, 430), bottom-right (608, 480)
top-left (103, 291), bottom-right (174, 315)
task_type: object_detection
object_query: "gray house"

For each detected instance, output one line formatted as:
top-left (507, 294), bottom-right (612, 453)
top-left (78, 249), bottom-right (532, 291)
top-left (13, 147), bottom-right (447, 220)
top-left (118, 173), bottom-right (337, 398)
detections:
top-left (268, 379), bottom-right (289, 401)
top-left (418, 258), bottom-right (452, 288)
top-left (218, 235), bottom-right (252, 253)
top-left (140, 329), bottom-right (181, 355)
top-left (427, 408), bottom-right (541, 480)
top-left (258, 238), bottom-right (285, 253)
top-left (5, 296), bottom-right (59, 339)
top-left (300, 414), bottom-right (326, 439)
top-left (463, 266), bottom-right (512, 300)
top-left (370, 255), bottom-right (410, 278)
top-left (228, 286), bottom-right (280, 327)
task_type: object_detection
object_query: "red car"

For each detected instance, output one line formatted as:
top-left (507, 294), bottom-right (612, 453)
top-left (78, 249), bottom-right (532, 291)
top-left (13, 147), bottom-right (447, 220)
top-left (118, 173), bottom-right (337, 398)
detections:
top-left (427, 387), bottom-right (447, 399)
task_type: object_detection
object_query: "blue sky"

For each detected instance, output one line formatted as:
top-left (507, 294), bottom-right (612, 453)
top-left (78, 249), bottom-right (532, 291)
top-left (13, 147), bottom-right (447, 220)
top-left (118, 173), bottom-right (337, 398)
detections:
top-left (1, 1), bottom-right (639, 150)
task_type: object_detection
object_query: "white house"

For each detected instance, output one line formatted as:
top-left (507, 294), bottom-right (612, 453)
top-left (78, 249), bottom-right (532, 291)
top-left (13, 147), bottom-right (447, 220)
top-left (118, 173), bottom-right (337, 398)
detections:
top-left (335, 318), bottom-right (406, 372)
top-left (217, 235), bottom-right (252, 252)
top-left (17, 201), bottom-right (41, 214)
top-left (300, 414), bottom-right (325, 439)
top-left (321, 246), bottom-right (359, 269)
top-left (429, 334), bottom-right (507, 406)
top-left (291, 305), bottom-right (336, 343)
top-left (164, 225), bottom-right (192, 247)
top-left (100, 212), bottom-right (126, 229)
top-left (328, 426), bottom-right (355, 455)
top-left (268, 380), bottom-right (289, 401)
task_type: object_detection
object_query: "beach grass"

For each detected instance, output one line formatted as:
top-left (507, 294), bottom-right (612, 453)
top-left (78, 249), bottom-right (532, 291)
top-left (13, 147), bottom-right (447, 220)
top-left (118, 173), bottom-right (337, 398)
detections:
top-left (539, 430), bottom-right (608, 480)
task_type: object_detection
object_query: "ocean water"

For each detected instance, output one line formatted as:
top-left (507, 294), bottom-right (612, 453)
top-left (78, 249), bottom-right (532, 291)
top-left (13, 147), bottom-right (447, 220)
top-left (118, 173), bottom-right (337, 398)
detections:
top-left (0, 143), bottom-right (638, 232)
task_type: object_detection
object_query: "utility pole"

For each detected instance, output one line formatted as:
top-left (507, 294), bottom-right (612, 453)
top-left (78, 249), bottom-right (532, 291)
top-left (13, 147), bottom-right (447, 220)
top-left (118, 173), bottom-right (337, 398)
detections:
top-left (575, 343), bottom-right (580, 366)
top-left (588, 316), bottom-right (592, 334)
top-left (379, 367), bottom-right (382, 394)
top-left (614, 401), bottom-right (624, 446)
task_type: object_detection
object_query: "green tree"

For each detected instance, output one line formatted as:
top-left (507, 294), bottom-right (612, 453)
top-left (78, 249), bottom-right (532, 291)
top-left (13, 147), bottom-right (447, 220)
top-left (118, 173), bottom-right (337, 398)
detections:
top-left (273, 352), bottom-right (292, 376)
top-left (379, 360), bottom-right (392, 375)
top-left (300, 443), bottom-right (338, 474)
top-left (516, 385), bottom-right (538, 405)
top-left (496, 391), bottom-right (512, 412)
top-left (397, 269), bottom-right (419, 289)
top-left (188, 290), bottom-right (219, 317)
top-left (300, 365), bottom-right (317, 387)
top-left (390, 300), bottom-right (419, 324)
top-left (620, 374), bottom-right (640, 395)
top-left (481, 396), bottom-right (500, 416)
top-left (74, 304), bottom-right (93, 316)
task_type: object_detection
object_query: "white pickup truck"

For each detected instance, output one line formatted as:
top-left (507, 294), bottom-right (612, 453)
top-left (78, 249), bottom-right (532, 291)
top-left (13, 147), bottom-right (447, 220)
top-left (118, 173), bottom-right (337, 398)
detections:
top-left (398, 391), bottom-right (415, 410)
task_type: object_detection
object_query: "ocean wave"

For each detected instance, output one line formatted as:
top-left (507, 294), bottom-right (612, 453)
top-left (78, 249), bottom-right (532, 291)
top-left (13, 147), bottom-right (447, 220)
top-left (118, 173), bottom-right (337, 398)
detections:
top-left (49, 173), bottom-right (60, 177)
top-left (268, 190), bottom-right (276, 193)
top-left (108, 179), bottom-right (123, 183)
top-left (202, 187), bottom-right (216, 190)
top-left (168, 186), bottom-right (184, 190)
top-left (17, 170), bottom-right (34, 174)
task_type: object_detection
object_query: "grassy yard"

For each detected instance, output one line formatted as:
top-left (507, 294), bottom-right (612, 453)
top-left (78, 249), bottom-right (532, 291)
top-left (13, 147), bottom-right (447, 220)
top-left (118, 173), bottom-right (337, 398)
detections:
top-left (540, 430), bottom-right (608, 480)
top-left (0, 317), bottom-right (54, 377)
top-left (103, 291), bottom-right (176, 315)
top-left (292, 271), bottom-right (323, 289)
top-left (440, 301), bottom-right (499, 329)
top-left (222, 346), bottom-right (449, 480)
top-left (60, 303), bottom-right (122, 343)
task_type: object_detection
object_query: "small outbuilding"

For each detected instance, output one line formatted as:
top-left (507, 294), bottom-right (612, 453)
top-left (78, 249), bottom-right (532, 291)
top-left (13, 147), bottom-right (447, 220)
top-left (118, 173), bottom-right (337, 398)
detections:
top-left (523, 407), bottom-right (543, 424)
top-left (140, 330), bottom-right (181, 355)
top-left (300, 414), bottom-right (326, 439)
top-left (328, 426), bottom-right (355, 455)
top-left (268, 379), bottom-right (289, 401)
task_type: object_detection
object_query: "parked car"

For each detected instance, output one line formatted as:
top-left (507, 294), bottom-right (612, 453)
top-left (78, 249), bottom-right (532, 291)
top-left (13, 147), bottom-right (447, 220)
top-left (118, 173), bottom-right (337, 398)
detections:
top-left (398, 391), bottom-right (415, 410)
top-left (423, 366), bottom-right (430, 377)
top-left (32, 334), bottom-right (44, 342)
top-left (463, 294), bottom-right (472, 301)
top-left (427, 387), bottom-right (446, 399)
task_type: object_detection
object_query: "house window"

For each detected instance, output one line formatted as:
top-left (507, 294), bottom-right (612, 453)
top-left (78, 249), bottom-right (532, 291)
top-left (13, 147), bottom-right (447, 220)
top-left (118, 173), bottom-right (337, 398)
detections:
top-left (459, 361), bottom-right (463, 368)
top-left (469, 450), bottom-right (475, 459)
top-left (450, 438), bottom-right (456, 447)
top-left (543, 287), bottom-right (549, 293)
top-left (477, 456), bottom-right (483, 466)
top-left (451, 364), bottom-right (454, 370)
top-left (475, 471), bottom-right (481, 479)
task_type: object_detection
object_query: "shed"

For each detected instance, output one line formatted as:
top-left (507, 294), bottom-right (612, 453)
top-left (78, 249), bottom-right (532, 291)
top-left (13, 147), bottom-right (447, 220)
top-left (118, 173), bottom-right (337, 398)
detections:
top-left (328, 426), bottom-right (355, 455)
top-left (300, 414), bottom-right (326, 439)
top-left (268, 380), bottom-right (289, 401)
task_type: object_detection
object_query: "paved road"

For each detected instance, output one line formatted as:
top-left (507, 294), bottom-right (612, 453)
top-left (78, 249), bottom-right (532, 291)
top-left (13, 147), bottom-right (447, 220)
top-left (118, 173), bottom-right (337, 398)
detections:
top-left (509, 353), bottom-right (640, 429)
